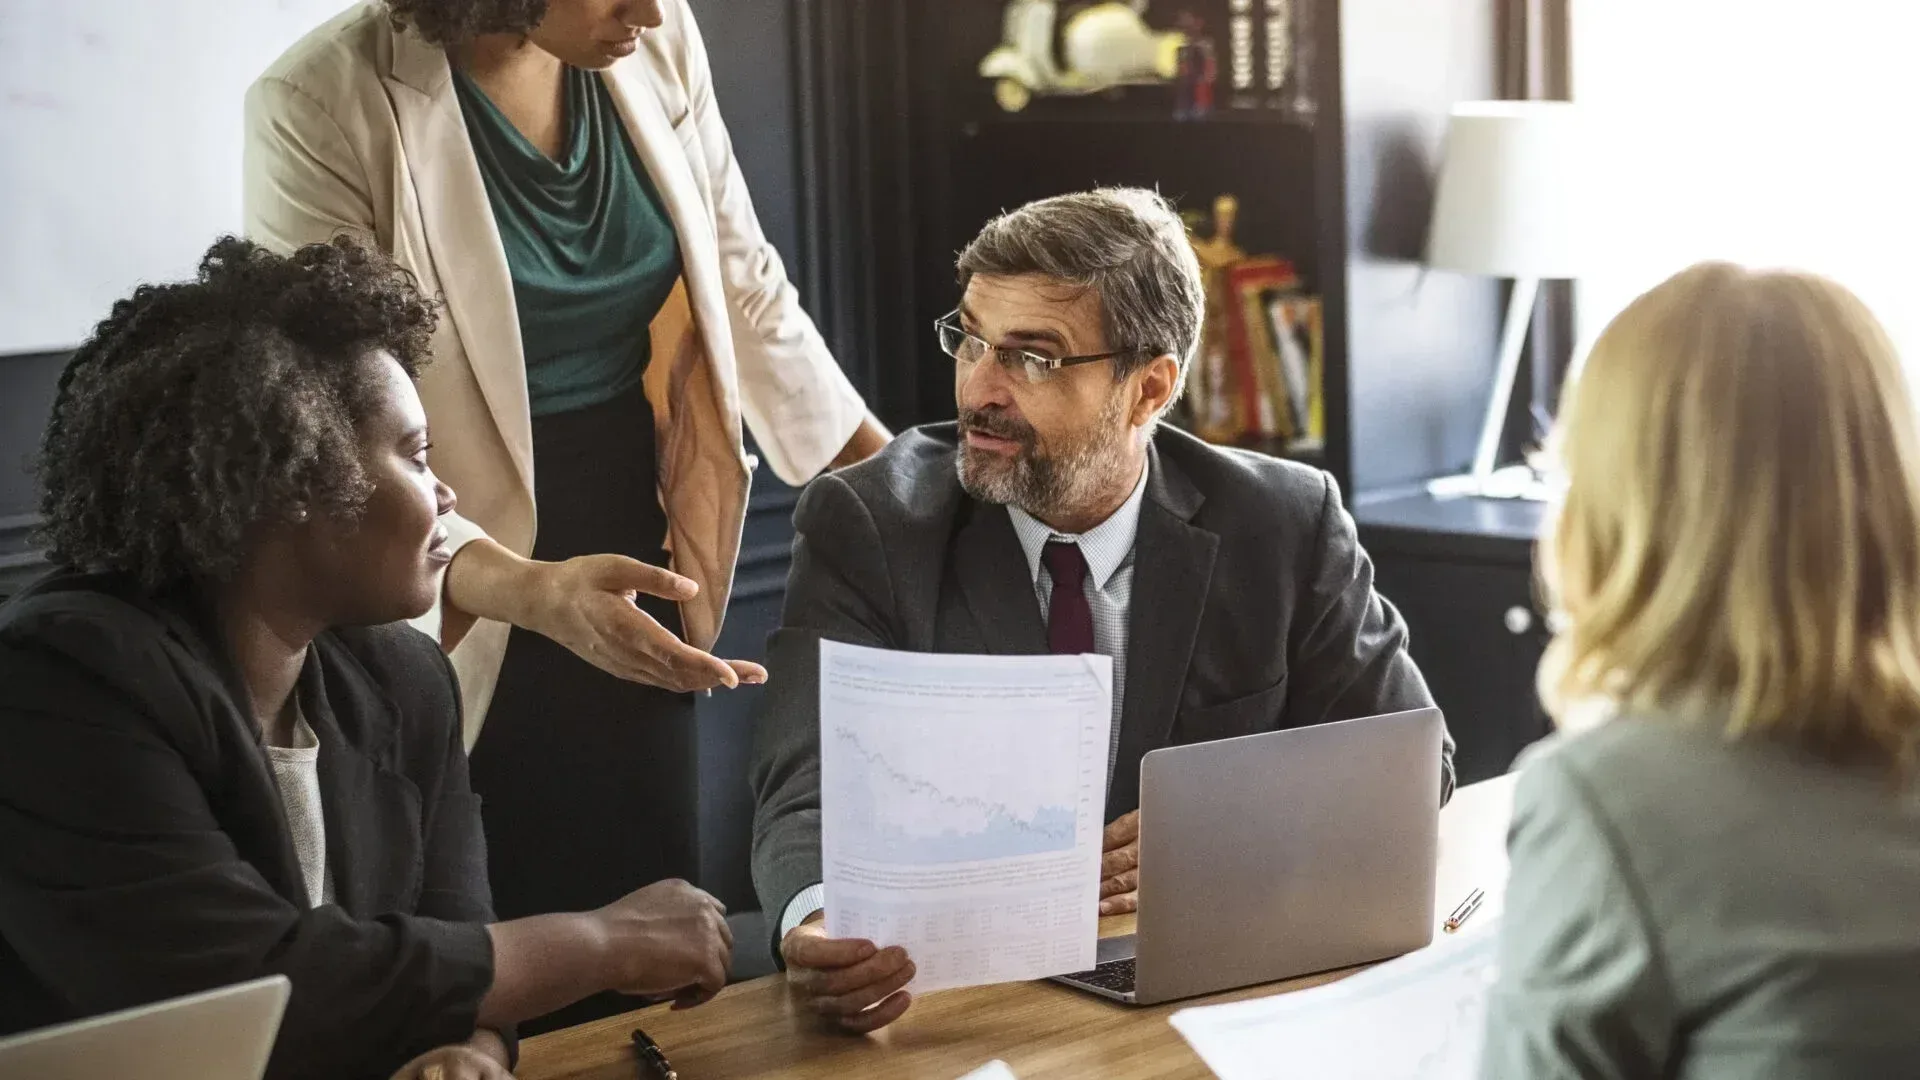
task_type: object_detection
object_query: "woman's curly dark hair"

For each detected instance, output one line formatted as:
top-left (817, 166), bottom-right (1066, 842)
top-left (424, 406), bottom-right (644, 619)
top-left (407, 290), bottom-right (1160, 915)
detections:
top-left (36, 235), bottom-right (439, 590)
top-left (386, 0), bottom-right (549, 45)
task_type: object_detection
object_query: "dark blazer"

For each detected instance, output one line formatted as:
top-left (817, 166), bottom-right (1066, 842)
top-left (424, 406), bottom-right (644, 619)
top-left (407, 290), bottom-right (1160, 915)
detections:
top-left (749, 423), bottom-right (1448, 937)
top-left (0, 571), bottom-right (505, 1080)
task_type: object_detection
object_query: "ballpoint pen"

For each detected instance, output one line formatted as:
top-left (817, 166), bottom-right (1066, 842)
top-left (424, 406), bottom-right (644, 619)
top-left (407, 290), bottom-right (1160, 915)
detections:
top-left (1443, 887), bottom-right (1485, 933)
top-left (632, 1028), bottom-right (677, 1080)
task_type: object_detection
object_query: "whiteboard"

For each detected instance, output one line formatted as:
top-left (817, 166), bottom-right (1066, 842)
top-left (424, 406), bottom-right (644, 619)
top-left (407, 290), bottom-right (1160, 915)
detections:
top-left (0, 0), bottom-right (354, 354)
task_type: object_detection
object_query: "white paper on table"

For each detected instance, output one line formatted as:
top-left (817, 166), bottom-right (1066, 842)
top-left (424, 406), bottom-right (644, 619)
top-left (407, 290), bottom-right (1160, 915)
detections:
top-left (955, 1062), bottom-right (1020, 1080)
top-left (820, 640), bottom-right (1111, 994)
top-left (1170, 920), bottom-right (1500, 1080)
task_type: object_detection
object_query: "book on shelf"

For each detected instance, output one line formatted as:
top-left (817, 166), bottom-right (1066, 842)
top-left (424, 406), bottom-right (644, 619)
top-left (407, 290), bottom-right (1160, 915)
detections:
top-left (1213, 259), bottom-right (1290, 440)
top-left (1222, 257), bottom-right (1298, 440)
top-left (1263, 291), bottom-right (1324, 452)
top-left (1180, 229), bottom-right (1323, 458)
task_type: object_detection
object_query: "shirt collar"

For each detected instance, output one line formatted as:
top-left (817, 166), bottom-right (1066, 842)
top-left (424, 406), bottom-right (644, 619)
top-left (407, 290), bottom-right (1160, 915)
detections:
top-left (1007, 460), bottom-right (1151, 591)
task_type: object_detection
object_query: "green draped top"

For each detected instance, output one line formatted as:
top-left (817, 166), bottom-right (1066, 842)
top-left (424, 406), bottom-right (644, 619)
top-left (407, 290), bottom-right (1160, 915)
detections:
top-left (453, 65), bottom-right (683, 418)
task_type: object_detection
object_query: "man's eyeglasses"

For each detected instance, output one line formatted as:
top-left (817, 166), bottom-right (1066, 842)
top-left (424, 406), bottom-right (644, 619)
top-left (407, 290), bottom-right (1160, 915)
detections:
top-left (935, 310), bottom-right (1144, 385)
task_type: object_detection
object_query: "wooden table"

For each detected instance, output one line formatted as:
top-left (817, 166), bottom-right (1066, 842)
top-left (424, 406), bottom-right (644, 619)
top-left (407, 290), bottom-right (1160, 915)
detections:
top-left (520, 775), bottom-right (1516, 1080)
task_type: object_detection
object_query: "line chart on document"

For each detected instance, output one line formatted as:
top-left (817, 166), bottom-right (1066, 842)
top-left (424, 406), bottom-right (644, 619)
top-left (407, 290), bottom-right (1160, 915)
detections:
top-left (827, 716), bottom-right (1092, 864)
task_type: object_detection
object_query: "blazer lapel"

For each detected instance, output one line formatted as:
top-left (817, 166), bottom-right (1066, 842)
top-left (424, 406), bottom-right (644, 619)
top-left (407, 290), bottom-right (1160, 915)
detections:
top-left (158, 591), bottom-right (313, 907)
top-left (1108, 448), bottom-right (1216, 817)
top-left (598, 60), bottom-right (742, 408)
top-left (308, 641), bottom-right (422, 916)
top-left (953, 503), bottom-right (1048, 656)
top-left (384, 29), bottom-right (534, 496)
top-left (598, 64), bottom-right (720, 291)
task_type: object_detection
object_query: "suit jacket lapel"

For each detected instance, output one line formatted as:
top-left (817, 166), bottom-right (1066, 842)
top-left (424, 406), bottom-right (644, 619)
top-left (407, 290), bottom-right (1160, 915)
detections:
top-left (385, 28), bottom-right (534, 496)
top-left (953, 503), bottom-right (1048, 656)
top-left (1109, 447), bottom-right (1216, 817)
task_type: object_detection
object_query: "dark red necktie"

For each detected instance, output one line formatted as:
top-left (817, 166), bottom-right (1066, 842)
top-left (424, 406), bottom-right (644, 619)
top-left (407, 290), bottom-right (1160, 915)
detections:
top-left (1042, 540), bottom-right (1095, 655)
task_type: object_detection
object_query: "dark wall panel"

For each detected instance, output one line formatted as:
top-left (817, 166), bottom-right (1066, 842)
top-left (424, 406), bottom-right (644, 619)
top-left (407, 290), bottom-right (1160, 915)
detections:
top-left (686, 0), bottom-right (801, 271)
top-left (684, 0), bottom-right (805, 916)
top-left (0, 351), bottom-right (64, 597)
top-left (1340, 0), bottom-right (1503, 492)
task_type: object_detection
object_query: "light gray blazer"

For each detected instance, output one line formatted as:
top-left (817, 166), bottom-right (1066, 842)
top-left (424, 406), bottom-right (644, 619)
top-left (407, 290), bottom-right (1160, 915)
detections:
top-left (1482, 717), bottom-right (1920, 1079)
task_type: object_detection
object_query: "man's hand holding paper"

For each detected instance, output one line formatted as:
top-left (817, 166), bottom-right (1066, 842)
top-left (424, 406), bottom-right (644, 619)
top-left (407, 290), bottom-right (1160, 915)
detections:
top-left (1099, 810), bottom-right (1141, 916)
top-left (781, 914), bottom-right (916, 1033)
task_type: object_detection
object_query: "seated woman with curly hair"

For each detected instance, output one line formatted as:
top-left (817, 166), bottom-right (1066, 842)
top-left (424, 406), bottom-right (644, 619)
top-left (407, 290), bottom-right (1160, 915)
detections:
top-left (0, 237), bottom-right (732, 1080)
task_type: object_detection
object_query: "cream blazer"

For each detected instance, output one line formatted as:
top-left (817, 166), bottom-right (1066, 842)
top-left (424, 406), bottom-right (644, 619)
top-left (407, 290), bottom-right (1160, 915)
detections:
top-left (243, 1), bottom-right (866, 745)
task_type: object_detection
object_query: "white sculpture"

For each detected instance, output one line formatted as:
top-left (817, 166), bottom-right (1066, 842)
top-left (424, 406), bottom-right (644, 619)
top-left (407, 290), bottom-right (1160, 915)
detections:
top-left (980, 0), bottom-right (1187, 113)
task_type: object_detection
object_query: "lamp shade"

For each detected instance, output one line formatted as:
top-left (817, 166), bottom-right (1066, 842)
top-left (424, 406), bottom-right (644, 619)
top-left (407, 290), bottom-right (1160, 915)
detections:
top-left (1426, 101), bottom-right (1589, 279)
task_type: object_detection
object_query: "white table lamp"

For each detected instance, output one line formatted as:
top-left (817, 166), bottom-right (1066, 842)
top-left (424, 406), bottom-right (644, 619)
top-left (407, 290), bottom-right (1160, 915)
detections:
top-left (1425, 101), bottom-right (1588, 499)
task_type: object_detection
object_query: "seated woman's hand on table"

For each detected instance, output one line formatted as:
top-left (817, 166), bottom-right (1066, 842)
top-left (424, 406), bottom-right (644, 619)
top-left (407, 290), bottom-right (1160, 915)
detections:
top-left (387, 1030), bottom-right (513, 1080)
top-left (595, 878), bottom-right (737, 1008)
top-left (480, 878), bottom-right (733, 1035)
top-left (781, 914), bottom-right (916, 1033)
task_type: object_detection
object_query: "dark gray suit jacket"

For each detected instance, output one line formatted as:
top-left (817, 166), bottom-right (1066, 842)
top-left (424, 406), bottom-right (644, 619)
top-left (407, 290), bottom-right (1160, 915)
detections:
top-left (749, 422), bottom-right (1447, 934)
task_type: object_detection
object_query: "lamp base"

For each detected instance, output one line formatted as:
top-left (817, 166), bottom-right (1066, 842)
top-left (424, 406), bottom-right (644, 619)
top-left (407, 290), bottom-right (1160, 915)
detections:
top-left (1425, 464), bottom-right (1555, 502)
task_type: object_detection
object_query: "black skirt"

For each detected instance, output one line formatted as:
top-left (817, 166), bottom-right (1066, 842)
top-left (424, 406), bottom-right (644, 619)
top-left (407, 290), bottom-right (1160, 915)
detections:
top-left (465, 383), bottom-right (698, 1032)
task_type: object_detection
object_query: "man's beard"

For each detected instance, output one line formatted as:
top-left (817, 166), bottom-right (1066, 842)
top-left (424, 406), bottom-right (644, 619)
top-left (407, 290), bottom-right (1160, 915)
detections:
top-left (956, 393), bottom-right (1133, 521)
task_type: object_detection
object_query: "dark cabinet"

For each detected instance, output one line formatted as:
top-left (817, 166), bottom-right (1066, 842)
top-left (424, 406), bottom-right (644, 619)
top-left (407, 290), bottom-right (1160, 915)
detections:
top-left (1357, 493), bottom-right (1552, 784)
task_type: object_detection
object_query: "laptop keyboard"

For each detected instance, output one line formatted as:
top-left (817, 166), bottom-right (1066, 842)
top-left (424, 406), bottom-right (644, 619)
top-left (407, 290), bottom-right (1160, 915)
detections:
top-left (1063, 956), bottom-right (1137, 995)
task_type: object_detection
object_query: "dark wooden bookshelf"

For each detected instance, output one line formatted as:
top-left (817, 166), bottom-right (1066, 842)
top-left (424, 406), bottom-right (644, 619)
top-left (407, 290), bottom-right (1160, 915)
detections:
top-left (794, 0), bottom-right (1502, 495)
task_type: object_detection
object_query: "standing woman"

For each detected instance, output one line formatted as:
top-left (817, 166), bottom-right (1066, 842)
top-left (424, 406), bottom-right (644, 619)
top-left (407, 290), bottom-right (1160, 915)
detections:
top-left (244, 0), bottom-right (889, 1025)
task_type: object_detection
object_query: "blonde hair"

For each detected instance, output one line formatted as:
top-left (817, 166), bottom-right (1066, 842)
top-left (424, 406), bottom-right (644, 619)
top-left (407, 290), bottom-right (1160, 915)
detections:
top-left (1541, 261), bottom-right (1920, 777)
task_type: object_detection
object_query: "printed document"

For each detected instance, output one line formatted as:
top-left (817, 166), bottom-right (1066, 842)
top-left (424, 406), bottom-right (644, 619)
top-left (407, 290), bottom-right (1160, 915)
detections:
top-left (1170, 920), bottom-right (1500, 1080)
top-left (820, 640), bottom-right (1111, 993)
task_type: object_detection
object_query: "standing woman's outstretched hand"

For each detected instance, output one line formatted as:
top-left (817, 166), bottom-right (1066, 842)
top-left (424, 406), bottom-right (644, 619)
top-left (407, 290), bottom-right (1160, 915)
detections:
top-left (443, 540), bottom-right (768, 692)
top-left (524, 553), bottom-right (768, 691)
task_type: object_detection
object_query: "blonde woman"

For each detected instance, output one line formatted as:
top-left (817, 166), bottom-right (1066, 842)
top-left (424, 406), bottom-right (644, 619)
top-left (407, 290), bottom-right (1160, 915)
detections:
top-left (1481, 263), bottom-right (1920, 1077)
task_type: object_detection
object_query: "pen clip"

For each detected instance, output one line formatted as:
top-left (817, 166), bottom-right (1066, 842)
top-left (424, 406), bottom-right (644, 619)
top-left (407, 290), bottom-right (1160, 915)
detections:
top-left (631, 1029), bottom-right (677, 1080)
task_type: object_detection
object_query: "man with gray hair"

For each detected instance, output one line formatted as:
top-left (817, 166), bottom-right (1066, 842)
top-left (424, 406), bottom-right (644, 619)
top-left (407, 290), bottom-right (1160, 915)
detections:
top-left (749, 188), bottom-right (1446, 1031)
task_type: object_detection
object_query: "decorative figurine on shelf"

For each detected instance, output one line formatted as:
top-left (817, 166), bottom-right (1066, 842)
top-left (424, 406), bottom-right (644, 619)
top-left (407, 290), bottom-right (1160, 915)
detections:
top-left (1187, 194), bottom-right (1249, 441)
top-left (1190, 193), bottom-right (1247, 272)
top-left (980, 0), bottom-right (1187, 113)
top-left (1173, 12), bottom-right (1217, 120)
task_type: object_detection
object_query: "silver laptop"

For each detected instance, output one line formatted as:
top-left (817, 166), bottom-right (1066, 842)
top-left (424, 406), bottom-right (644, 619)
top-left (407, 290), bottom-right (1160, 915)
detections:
top-left (0, 975), bottom-right (290, 1080)
top-left (1053, 707), bottom-right (1443, 1005)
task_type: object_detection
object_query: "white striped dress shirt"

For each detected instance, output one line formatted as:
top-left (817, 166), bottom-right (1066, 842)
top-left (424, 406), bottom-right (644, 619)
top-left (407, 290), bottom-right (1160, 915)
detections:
top-left (1004, 461), bottom-right (1149, 782)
